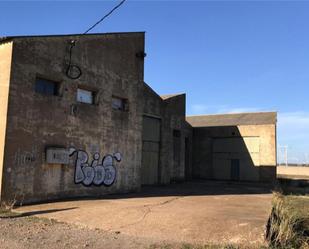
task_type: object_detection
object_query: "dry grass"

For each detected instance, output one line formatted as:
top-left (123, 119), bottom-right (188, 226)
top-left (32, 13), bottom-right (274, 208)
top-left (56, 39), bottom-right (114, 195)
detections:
top-left (0, 198), bottom-right (19, 218)
top-left (266, 192), bottom-right (309, 249)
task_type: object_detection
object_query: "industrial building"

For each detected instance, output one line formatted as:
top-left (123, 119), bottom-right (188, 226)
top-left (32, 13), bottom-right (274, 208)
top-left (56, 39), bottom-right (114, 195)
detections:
top-left (187, 112), bottom-right (277, 182)
top-left (0, 32), bottom-right (277, 204)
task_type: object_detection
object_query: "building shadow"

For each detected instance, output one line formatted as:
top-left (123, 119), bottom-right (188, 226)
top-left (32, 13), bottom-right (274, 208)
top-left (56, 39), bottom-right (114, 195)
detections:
top-left (1, 207), bottom-right (78, 219)
top-left (191, 126), bottom-right (276, 183)
top-left (12, 179), bottom-right (274, 207)
top-left (106, 180), bottom-right (273, 200)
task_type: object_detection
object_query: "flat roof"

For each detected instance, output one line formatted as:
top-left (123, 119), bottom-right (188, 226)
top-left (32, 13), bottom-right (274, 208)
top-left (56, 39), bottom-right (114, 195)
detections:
top-left (0, 31), bottom-right (145, 43)
top-left (160, 93), bottom-right (185, 100)
top-left (186, 111), bottom-right (277, 127)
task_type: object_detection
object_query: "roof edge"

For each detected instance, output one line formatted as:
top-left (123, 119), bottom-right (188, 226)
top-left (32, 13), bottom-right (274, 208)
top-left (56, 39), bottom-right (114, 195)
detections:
top-left (186, 111), bottom-right (277, 118)
top-left (160, 93), bottom-right (186, 100)
top-left (186, 111), bottom-right (277, 127)
top-left (0, 31), bottom-right (146, 43)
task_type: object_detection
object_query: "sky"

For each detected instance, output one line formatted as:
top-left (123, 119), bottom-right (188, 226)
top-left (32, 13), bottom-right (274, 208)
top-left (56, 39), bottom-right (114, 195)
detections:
top-left (1, 0), bottom-right (308, 163)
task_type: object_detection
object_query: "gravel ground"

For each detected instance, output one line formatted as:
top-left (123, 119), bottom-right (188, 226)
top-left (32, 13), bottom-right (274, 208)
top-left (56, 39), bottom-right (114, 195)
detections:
top-left (0, 215), bottom-right (158, 249)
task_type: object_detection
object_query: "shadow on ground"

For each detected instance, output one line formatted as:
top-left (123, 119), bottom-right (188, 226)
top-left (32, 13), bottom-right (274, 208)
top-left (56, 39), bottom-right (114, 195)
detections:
top-left (19, 180), bottom-right (274, 206)
top-left (1, 207), bottom-right (78, 219)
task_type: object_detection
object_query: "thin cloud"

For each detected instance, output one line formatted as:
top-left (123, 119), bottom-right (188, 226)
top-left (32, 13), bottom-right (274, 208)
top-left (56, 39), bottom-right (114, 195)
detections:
top-left (217, 107), bottom-right (263, 114)
top-left (191, 104), bottom-right (209, 114)
top-left (277, 111), bottom-right (309, 141)
top-left (272, 111), bottom-right (308, 163)
top-left (189, 105), bottom-right (309, 163)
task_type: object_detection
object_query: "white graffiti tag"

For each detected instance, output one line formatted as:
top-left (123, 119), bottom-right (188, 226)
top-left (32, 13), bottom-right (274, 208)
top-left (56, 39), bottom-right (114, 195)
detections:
top-left (69, 149), bottom-right (122, 187)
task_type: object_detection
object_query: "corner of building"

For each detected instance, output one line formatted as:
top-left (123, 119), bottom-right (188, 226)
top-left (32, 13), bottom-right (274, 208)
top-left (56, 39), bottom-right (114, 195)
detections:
top-left (0, 40), bottom-right (14, 203)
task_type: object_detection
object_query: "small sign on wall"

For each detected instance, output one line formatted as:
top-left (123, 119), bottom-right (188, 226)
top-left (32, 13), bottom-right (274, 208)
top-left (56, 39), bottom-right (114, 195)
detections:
top-left (46, 148), bottom-right (69, 164)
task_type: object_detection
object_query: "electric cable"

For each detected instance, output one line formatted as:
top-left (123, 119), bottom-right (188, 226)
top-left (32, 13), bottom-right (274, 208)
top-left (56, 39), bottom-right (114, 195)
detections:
top-left (66, 40), bottom-right (82, 79)
top-left (65, 0), bottom-right (127, 79)
top-left (83, 0), bottom-right (127, 34)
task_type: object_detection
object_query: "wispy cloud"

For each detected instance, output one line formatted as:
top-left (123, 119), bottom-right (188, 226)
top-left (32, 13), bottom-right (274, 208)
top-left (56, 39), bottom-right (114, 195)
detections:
top-left (278, 111), bottom-right (309, 129)
top-left (191, 104), bottom-right (209, 114)
top-left (277, 111), bottom-right (309, 164)
top-left (189, 104), bottom-right (309, 163)
top-left (217, 107), bottom-right (263, 114)
top-left (190, 104), bottom-right (264, 115)
top-left (277, 112), bottom-right (309, 141)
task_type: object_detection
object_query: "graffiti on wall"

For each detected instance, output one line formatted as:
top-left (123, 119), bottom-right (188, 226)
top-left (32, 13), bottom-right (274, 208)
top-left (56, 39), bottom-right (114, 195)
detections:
top-left (69, 148), bottom-right (122, 187)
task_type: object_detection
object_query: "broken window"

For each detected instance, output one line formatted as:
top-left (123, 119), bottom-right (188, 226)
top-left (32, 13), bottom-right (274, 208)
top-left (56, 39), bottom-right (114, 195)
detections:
top-left (112, 96), bottom-right (128, 111)
top-left (35, 77), bottom-right (59, 96)
top-left (77, 88), bottom-right (94, 104)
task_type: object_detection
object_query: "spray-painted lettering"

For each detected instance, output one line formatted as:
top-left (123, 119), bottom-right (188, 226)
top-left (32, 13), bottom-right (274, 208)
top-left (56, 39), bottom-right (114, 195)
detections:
top-left (69, 149), bottom-right (121, 187)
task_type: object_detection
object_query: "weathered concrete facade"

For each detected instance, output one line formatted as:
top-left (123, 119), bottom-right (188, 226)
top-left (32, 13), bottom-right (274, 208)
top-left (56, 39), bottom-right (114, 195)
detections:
top-left (142, 84), bottom-right (191, 184)
top-left (187, 113), bottom-right (277, 182)
top-left (0, 33), bottom-right (276, 204)
top-left (0, 33), bottom-right (147, 203)
top-left (0, 33), bottom-right (192, 204)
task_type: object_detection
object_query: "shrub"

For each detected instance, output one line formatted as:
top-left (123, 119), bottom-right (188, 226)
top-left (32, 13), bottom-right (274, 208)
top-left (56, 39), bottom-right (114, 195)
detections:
top-left (266, 192), bottom-right (309, 249)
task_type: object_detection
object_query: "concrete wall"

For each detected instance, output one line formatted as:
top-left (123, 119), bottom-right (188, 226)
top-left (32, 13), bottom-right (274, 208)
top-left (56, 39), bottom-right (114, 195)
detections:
top-left (192, 124), bottom-right (276, 182)
top-left (163, 94), bottom-right (188, 181)
top-left (1, 33), bottom-right (145, 203)
top-left (277, 166), bottom-right (309, 179)
top-left (0, 41), bottom-right (13, 199)
top-left (142, 84), bottom-right (192, 183)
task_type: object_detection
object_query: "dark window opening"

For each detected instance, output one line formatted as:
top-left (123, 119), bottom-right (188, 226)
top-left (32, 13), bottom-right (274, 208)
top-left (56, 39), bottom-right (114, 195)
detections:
top-left (173, 129), bottom-right (181, 138)
top-left (112, 96), bottom-right (128, 111)
top-left (231, 159), bottom-right (240, 181)
top-left (35, 77), bottom-right (59, 96)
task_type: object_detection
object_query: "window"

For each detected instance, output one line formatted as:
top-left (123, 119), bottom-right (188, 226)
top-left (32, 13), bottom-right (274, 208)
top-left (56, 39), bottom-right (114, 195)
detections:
top-left (173, 129), bottom-right (181, 138)
top-left (77, 88), bottom-right (94, 104)
top-left (112, 96), bottom-right (128, 111)
top-left (35, 77), bottom-right (58, 96)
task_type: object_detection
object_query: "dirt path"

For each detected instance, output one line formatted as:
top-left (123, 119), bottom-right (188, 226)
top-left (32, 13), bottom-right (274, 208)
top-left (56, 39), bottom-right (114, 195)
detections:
top-left (0, 215), bottom-right (161, 249)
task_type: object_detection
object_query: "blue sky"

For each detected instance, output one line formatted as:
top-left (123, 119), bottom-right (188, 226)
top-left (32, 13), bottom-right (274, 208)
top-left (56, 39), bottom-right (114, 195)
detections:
top-left (1, 0), bottom-right (308, 163)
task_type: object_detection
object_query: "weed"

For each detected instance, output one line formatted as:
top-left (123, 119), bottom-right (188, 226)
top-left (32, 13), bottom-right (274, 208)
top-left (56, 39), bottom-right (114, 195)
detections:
top-left (266, 192), bottom-right (309, 249)
top-left (0, 197), bottom-right (19, 218)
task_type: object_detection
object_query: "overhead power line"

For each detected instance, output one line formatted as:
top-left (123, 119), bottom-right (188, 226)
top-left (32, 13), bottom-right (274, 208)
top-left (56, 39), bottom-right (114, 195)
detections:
top-left (65, 0), bottom-right (127, 79)
top-left (83, 0), bottom-right (127, 34)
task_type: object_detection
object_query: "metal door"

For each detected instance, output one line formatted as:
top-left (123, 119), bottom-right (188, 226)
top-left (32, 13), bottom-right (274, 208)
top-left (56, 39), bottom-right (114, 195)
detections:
top-left (141, 116), bottom-right (161, 185)
top-left (231, 159), bottom-right (240, 180)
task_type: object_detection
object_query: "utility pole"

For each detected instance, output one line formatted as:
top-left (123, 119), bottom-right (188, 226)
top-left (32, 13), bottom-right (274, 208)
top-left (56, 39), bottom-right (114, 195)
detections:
top-left (278, 145), bottom-right (288, 166)
top-left (305, 153), bottom-right (309, 166)
top-left (284, 145), bottom-right (288, 167)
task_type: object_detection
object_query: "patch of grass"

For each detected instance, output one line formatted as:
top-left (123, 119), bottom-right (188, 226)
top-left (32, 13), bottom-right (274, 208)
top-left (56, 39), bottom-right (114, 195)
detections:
top-left (266, 192), bottom-right (309, 249)
top-left (0, 199), bottom-right (19, 218)
top-left (0, 208), bottom-right (19, 218)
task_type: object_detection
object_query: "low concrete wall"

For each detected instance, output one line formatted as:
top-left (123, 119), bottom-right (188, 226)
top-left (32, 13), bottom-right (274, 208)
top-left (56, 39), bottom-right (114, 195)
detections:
top-left (277, 166), bottom-right (309, 178)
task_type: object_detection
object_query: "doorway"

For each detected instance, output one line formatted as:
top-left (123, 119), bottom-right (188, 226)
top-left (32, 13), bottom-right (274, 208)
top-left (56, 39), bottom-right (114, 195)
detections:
top-left (141, 116), bottom-right (161, 185)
